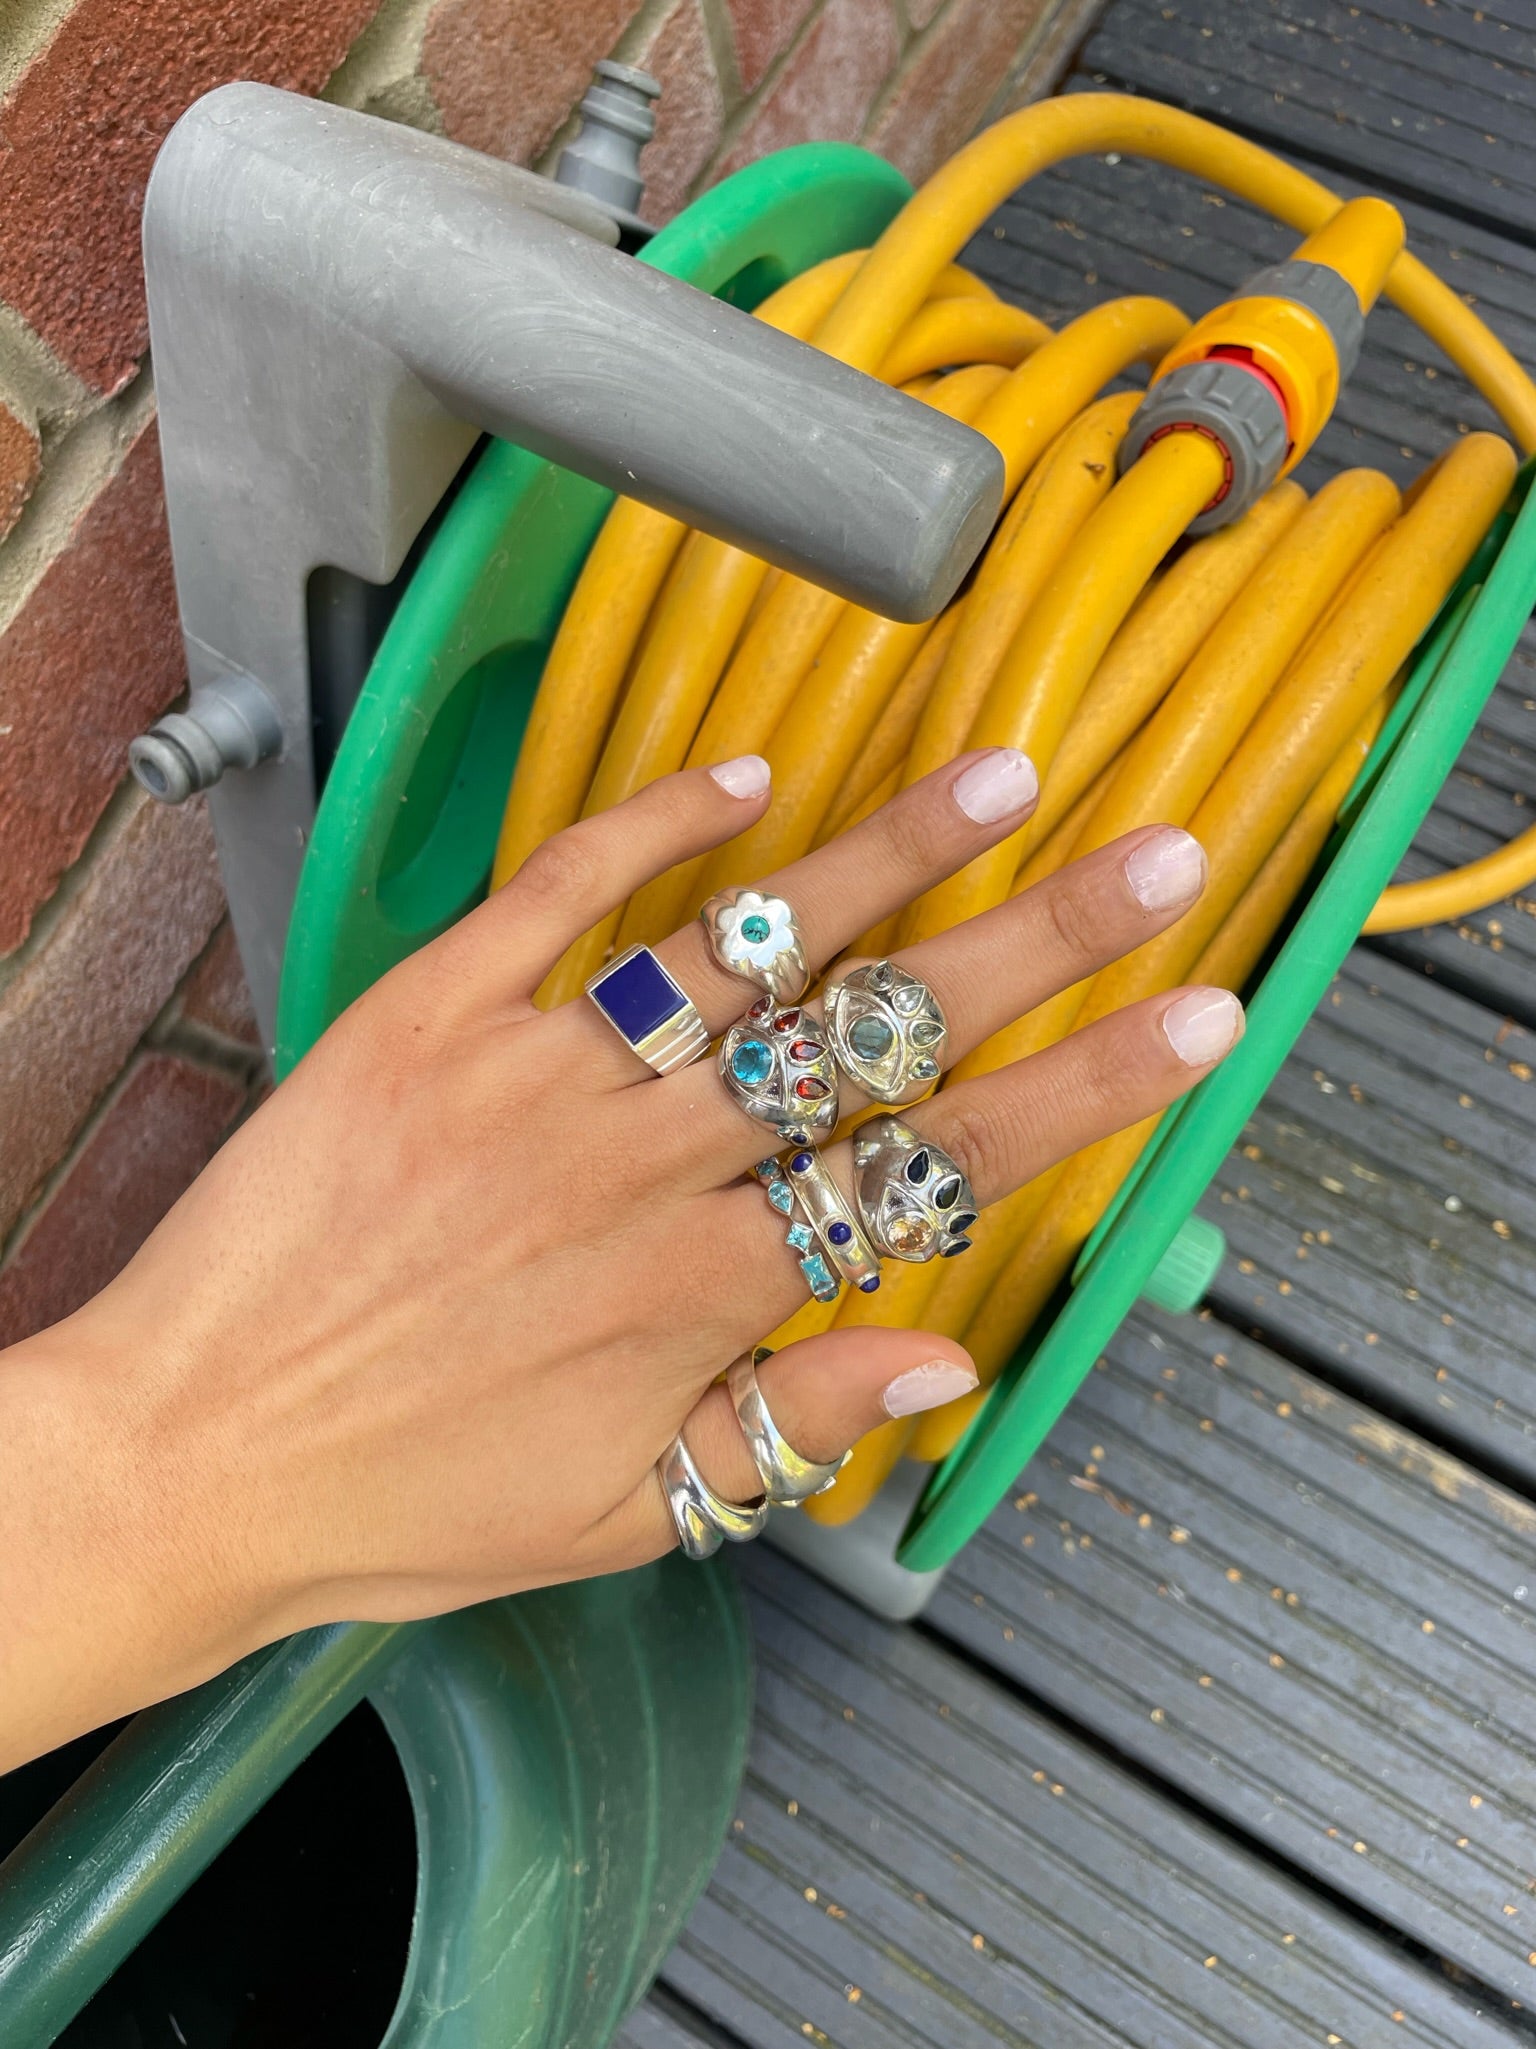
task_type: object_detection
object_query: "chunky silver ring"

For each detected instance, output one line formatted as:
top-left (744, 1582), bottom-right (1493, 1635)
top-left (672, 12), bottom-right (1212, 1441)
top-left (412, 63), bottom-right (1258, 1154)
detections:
top-left (700, 887), bottom-right (809, 1005)
top-left (756, 1157), bottom-right (840, 1303)
top-left (852, 1113), bottom-right (978, 1262)
top-left (720, 998), bottom-right (838, 1141)
top-left (783, 1145), bottom-right (882, 1294)
top-left (825, 958), bottom-right (948, 1105)
top-left (586, 944), bottom-right (709, 1075)
top-left (727, 1354), bottom-right (848, 1506)
top-left (657, 1432), bottom-right (768, 1561)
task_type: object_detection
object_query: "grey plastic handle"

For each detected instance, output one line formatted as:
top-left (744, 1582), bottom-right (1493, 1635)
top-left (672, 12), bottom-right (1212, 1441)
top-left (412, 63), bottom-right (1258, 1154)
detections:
top-left (140, 84), bottom-right (1003, 1044)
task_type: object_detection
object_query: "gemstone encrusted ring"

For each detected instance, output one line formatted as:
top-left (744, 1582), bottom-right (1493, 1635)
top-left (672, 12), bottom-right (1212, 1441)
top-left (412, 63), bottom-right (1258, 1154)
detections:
top-left (825, 959), bottom-right (948, 1105)
top-left (851, 1114), bottom-right (977, 1263)
top-left (699, 887), bottom-right (809, 1006)
top-left (719, 998), bottom-right (839, 1141)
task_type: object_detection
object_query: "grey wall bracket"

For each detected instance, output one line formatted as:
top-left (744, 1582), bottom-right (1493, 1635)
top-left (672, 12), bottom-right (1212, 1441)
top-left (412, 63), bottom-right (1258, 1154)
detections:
top-left (133, 82), bottom-right (1002, 1051)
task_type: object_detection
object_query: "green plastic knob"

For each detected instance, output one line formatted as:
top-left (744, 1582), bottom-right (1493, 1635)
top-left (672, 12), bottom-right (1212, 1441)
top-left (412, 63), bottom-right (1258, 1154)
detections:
top-left (1140, 1213), bottom-right (1226, 1314)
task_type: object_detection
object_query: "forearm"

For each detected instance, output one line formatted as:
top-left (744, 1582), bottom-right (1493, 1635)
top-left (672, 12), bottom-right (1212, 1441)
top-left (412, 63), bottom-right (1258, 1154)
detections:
top-left (0, 1315), bottom-right (269, 1771)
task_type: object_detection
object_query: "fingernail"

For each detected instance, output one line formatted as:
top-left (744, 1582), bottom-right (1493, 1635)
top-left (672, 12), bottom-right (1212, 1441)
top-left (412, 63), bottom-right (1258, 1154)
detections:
top-left (952, 748), bottom-right (1039, 825)
top-left (709, 754), bottom-right (771, 799)
top-left (1163, 988), bottom-right (1244, 1067)
top-left (1124, 827), bottom-right (1207, 913)
top-left (882, 1358), bottom-right (981, 1418)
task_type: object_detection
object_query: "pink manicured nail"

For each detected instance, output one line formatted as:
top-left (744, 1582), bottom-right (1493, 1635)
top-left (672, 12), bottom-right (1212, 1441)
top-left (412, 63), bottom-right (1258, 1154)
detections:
top-left (1163, 988), bottom-right (1244, 1067)
top-left (882, 1359), bottom-right (980, 1418)
top-left (709, 754), bottom-right (771, 798)
top-left (1124, 827), bottom-right (1207, 913)
top-left (952, 748), bottom-right (1039, 825)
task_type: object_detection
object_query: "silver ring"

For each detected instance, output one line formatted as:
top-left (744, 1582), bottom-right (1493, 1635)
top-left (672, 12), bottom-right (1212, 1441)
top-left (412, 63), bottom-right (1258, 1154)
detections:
top-left (852, 1114), bottom-right (978, 1262)
top-left (586, 944), bottom-right (709, 1075)
top-left (825, 959), bottom-right (947, 1105)
top-left (720, 999), bottom-right (838, 1141)
top-left (700, 888), bottom-right (809, 1005)
top-left (756, 1157), bottom-right (840, 1303)
top-left (657, 1433), bottom-right (768, 1561)
top-left (783, 1145), bottom-right (882, 1294)
top-left (727, 1355), bottom-right (848, 1505)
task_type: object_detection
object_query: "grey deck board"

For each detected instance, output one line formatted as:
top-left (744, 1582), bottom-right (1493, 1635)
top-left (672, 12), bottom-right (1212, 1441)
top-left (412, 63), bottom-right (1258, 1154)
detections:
top-left (929, 1310), bottom-right (1536, 2019)
top-left (962, 145), bottom-right (1536, 1023)
top-left (656, 1550), bottom-right (1523, 2048)
top-left (1079, 0), bottom-right (1536, 245)
top-left (616, 1993), bottom-right (740, 2048)
top-left (1203, 947), bottom-right (1536, 1483)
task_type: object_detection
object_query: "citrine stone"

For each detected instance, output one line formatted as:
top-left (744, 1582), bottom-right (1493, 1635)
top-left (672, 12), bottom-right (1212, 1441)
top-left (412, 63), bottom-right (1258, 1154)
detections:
top-left (933, 1173), bottom-right (961, 1210)
top-left (731, 1038), bottom-right (774, 1087)
top-left (740, 913), bottom-right (771, 944)
top-left (848, 1013), bottom-right (895, 1062)
top-left (905, 1149), bottom-right (931, 1184)
top-left (886, 1209), bottom-right (935, 1256)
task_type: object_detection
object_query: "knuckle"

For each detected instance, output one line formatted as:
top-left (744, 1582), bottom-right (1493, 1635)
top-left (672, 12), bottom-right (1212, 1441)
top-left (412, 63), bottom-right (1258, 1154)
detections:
top-left (872, 789), bottom-right (945, 879)
top-left (511, 824), bottom-right (605, 916)
top-left (1043, 872), bottom-right (1105, 964)
top-left (925, 1094), bottom-right (1011, 1189)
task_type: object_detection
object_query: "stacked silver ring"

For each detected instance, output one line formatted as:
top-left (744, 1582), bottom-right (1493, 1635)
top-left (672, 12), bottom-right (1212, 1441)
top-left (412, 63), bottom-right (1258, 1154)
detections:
top-left (657, 1355), bottom-right (847, 1560)
top-left (824, 958), bottom-right (948, 1105)
top-left (700, 887), bottom-right (809, 1007)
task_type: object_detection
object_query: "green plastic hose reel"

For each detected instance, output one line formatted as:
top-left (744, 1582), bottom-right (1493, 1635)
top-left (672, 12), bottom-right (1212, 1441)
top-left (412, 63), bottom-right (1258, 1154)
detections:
top-left (0, 143), bottom-right (915, 2049)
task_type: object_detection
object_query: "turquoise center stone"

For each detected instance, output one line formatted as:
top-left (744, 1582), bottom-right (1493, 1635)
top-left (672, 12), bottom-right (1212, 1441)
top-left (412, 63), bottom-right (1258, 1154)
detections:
top-left (731, 1038), bottom-right (774, 1087)
top-left (740, 913), bottom-right (771, 945)
top-left (848, 1014), bottom-right (895, 1062)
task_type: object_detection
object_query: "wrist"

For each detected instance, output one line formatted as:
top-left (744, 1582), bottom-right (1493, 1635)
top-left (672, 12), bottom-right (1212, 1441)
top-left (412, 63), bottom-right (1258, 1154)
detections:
top-left (0, 1313), bottom-right (285, 1762)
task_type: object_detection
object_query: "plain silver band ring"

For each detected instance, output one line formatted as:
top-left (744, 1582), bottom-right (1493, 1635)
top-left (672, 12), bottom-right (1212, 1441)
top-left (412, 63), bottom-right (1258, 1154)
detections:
top-left (726, 1354), bottom-right (848, 1506)
top-left (657, 1432), bottom-right (769, 1560)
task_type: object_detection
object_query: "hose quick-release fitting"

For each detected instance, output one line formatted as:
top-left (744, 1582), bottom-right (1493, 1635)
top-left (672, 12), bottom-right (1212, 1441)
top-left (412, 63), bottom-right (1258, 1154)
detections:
top-left (1120, 195), bottom-right (1405, 530)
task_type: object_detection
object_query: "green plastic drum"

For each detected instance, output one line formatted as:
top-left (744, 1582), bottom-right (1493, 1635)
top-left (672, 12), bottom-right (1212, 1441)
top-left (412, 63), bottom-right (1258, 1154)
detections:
top-left (0, 143), bottom-right (915, 2049)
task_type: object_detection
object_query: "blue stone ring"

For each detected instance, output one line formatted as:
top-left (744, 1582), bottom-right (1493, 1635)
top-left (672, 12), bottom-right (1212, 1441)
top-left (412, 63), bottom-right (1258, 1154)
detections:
top-left (585, 943), bottom-right (709, 1075)
top-left (825, 959), bottom-right (948, 1106)
top-left (699, 886), bottom-right (809, 1006)
top-left (755, 1151), bottom-right (881, 1300)
top-left (719, 997), bottom-right (839, 1141)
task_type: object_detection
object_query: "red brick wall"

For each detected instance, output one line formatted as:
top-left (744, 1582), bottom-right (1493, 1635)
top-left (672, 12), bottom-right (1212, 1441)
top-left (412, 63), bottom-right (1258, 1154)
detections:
top-left (0, 0), bottom-right (1064, 1342)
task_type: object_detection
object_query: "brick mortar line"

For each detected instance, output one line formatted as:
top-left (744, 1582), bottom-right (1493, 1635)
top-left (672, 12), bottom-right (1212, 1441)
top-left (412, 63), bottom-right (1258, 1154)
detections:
top-left (0, 0), bottom-right (75, 99)
top-left (322, 0), bottom-right (446, 130)
top-left (0, 773), bottom-right (143, 1005)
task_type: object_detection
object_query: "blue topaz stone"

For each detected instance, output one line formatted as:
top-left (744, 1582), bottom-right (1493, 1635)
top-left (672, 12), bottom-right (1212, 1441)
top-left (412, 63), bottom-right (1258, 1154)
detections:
top-left (766, 1179), bottom-right (794, 1215)
top-left (786, 1221), bottom-right (814, 1252)
top-left (800, 1252), bottom-right (839, 1302)
top-left (730, 1038), bottom-right (774, 1087)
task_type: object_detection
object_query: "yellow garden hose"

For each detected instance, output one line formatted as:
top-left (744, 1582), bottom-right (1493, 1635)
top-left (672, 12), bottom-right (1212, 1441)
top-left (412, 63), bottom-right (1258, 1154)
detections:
top-left (488, 93), bottom-right (1536, 1525)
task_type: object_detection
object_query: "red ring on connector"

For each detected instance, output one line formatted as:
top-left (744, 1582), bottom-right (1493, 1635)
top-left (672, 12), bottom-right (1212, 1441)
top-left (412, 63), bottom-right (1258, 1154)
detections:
top-left (1205, 344), bottom-right (1291, 423)
top-left (1140, 420), bottom-right (1234, 512)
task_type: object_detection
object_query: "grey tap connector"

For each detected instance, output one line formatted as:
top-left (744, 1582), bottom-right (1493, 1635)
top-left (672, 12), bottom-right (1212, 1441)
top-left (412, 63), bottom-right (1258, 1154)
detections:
top-left (132, 84), bottom-right (1003, 1044)
top-left (555, 59), bottom-right (661, 240)
top-left (129, 673), bottom-right (283, 803)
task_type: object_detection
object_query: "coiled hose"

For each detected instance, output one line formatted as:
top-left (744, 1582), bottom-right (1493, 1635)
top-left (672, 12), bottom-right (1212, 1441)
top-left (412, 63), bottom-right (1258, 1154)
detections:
top-left (489, 94), bottom-right (1536, 1522)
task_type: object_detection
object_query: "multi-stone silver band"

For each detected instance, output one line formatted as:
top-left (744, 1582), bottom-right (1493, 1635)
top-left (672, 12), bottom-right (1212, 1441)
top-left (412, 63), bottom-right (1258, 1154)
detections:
top-left (824, 958), bottom-right (948, 1106)
top-left (852, 1113), bottom-right (978, 1262)
top-left (657, 1431), bottom-right (768, 1561)
top-left (719, 997), bottom-right (838, 1143)
top-left (726, 1353), bottom-right (847, 1505)
top-left (699, 887), bottom-right (809, 1006)
top-left (755, 1157), bottom-right (841, 1303)
top-left (782, 1144), bottom-right (883, 1294)
top-left (585, 943), bottom-right (709, 1075)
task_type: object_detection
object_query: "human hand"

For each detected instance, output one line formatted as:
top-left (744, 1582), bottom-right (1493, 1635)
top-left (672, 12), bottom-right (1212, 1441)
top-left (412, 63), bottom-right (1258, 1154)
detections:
top-left (2, 748), bottom-right (1240, 1761)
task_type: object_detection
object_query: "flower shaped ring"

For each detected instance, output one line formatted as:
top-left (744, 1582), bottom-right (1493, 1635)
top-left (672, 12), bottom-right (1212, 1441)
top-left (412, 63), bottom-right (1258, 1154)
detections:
top-left (699, 887), bottom-right (809, 1007)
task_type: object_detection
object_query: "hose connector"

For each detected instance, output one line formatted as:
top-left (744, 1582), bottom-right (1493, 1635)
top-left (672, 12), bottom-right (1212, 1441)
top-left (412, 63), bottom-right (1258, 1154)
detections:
top-left (1121, 195), bottom-right (1405, 529)
top-left (129, 672), bottom-right (283, 803)
top-left (553, 60), bottom-right (660, 243)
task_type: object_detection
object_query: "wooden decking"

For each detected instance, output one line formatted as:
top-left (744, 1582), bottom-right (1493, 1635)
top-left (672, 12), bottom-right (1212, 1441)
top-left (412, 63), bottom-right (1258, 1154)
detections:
top-left (626, 4), bottom-right (1536, 2043)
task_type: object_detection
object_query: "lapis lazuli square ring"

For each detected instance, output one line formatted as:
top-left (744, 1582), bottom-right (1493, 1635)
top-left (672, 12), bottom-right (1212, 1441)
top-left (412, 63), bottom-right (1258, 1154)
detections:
top-left (585, 944), bottom-right (710, 1075)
